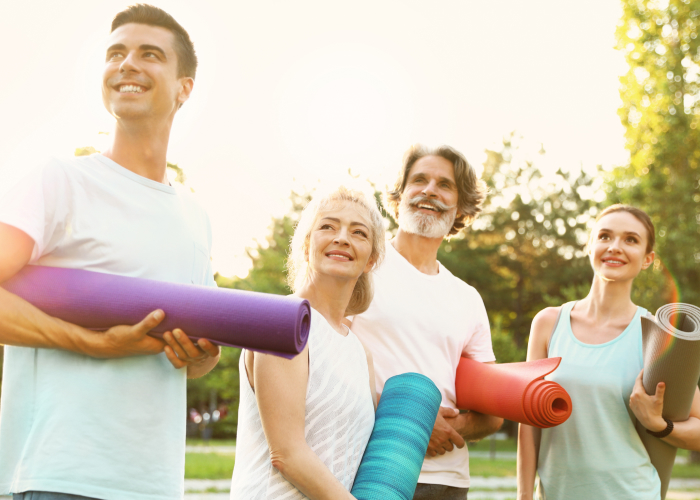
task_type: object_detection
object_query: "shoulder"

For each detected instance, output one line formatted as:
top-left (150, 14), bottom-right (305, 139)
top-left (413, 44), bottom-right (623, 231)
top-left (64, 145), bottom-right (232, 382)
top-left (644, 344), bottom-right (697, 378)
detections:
top-left (354, 334), bottom-right (373, 365)
top-left (529, 306), bottom-right (563, 359)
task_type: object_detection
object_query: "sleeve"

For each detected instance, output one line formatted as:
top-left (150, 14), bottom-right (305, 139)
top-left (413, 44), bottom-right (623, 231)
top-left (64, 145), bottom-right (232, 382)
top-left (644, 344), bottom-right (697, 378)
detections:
top-left (0, 161), bottom-right (57, 262)
top-left (461, 289), bottom-right (496, 363)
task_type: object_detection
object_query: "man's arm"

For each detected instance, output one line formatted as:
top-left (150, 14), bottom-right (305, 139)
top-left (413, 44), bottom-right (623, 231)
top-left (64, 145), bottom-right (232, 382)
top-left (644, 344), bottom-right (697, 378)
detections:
top-left (0, 222), bottom-right (166, 357)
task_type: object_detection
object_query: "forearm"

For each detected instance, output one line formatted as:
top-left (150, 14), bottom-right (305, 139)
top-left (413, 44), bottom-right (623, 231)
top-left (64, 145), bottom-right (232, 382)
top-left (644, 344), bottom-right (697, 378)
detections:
top-left (517, 424), bottom-right (541, 499)
top-left (661, 416), bottom-right (700, 451)
top-left (457, 410), bottom-right (503, 441)
top-left (0, 288), bottom-right (90, 353)
top-left (187, 350), bottom-right (220, 379)
top-left (271, 444), bottom-right (355, 500)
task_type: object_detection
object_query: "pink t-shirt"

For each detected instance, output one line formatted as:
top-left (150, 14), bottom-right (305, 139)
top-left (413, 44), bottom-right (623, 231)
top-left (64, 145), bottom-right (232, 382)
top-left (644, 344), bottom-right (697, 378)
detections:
top-left (351, 242), bottom-right (495, 488)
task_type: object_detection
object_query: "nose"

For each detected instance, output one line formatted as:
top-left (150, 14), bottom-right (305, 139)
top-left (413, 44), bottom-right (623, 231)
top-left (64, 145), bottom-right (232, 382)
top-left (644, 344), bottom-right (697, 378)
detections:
top-left (334, 227), bottom-right (350, 246)
top-left (119, 51), bottom-right (140, 74)
top-left (607, 237), bottom-right (623, 253)
top-left (422, 180), bottom-right (438, 197)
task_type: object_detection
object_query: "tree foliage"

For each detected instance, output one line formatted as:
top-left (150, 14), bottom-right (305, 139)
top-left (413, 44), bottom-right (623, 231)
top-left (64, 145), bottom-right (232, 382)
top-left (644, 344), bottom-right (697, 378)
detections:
top-left (615, 0), bottom-right (700, 307)
top-left (438, 134), bottom-right (603, 358)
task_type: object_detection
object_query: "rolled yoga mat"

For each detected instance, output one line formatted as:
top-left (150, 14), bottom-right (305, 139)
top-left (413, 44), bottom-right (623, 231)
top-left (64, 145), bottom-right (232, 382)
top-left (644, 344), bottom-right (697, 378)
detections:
top-left (351, 373), bottom-right (441, 500)
top-left (635, 303), bottom-right (700, 500)
top-left (1, 265), bottom-right (311, 359)
top-left (455, 357), bottom-right (572, 428)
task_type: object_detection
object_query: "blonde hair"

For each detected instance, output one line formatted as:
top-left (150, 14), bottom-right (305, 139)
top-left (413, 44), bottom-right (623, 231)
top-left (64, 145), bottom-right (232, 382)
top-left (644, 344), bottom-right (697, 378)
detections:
top-left (286, 186), bottom-right (386, 316)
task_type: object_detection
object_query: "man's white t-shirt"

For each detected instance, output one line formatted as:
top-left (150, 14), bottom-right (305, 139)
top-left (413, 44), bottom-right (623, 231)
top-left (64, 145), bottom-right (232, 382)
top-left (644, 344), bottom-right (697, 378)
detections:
top-left (351, 242), bottom-right (495, 489)
top-left (0, 154), bottom-right (215, 500)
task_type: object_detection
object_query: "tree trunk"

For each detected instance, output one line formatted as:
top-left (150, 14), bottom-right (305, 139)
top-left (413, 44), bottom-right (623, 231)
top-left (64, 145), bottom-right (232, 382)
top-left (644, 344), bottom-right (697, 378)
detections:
top-left (690, 450), bottom-right (700, 464)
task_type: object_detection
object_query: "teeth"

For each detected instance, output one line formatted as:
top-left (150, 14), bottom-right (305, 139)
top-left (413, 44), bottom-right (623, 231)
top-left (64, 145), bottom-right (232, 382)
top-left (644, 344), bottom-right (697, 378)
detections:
top-left (417, 204), bottom-right (438, 211)
top-left (605, 260), bottom-right (624, 264)
top-left (119, 85), bottom-right (145, 93)
top-left (328, 253), bottom-right (350, 260)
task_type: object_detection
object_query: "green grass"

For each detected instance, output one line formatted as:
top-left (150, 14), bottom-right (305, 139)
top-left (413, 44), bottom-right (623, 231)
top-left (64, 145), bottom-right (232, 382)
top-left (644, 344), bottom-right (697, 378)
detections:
top-left (669, 462), bottom-right (700, 479)
top-left (186, 438), bottom-right (237, 447)
top-left (183, 437), bottom-right (699, 481)
top-left (468, 437), bottom-right (518, 453)
top-left (469, 458), bottom-right (517, 477)
top-left (185, 452), bottom-right (236, 479)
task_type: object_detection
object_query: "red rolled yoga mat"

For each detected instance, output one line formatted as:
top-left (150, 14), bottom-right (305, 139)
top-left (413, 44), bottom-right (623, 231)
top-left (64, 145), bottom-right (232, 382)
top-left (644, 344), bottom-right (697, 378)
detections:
top-left (455, 357), bottom-right (572, 428)
top-left (2, 265), bottom-right (311, 359)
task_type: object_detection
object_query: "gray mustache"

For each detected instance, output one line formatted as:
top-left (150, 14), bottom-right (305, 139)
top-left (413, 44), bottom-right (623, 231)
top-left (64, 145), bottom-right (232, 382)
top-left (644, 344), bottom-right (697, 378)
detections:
top-left (407, 195), bottom-right (453, 213)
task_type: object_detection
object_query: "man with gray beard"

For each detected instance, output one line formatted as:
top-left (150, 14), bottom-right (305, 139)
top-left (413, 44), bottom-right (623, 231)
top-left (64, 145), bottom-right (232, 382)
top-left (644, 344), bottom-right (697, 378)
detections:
top-left (350, 145), bottom-right (503, 500)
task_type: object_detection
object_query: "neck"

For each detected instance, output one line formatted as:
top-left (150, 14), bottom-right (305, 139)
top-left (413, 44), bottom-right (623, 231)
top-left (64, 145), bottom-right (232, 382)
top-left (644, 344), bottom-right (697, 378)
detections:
top-left (579, 275), bottom-right (637, 321)
top-left (296, 272), bottom-right (357, 334)
top-left (102, 118), bottom-right (174, 183)
top-left (392, 229), bottom-right (443, 275)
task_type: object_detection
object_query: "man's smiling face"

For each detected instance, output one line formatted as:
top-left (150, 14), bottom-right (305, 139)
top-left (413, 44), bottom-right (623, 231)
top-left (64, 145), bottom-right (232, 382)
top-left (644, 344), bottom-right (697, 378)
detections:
top-left (102, 23), bottom-right (192, 123)
top-left (398, 155), bottom-right (460, 238)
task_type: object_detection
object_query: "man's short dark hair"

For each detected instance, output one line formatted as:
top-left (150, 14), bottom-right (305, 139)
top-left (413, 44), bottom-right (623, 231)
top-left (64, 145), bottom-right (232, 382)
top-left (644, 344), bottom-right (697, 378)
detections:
top-left (111, 4), bottom-right (197, 79)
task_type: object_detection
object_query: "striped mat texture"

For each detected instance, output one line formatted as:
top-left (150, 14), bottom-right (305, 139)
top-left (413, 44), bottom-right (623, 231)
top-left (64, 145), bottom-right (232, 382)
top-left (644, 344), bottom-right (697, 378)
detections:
top-left (351, 372), bottom-right (442, 500)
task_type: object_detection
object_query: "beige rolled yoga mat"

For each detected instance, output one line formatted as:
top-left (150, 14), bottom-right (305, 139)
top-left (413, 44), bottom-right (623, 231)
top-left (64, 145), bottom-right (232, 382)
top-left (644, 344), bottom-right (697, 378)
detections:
top-left (636, 303), bottom-right (700, 500)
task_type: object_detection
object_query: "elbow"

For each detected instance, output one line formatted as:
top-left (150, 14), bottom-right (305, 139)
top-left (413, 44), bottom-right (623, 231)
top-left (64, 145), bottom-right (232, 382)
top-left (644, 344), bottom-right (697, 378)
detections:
top-left (491, 416), bottom-right (504, 433)
top-left (269, 447), bottom-right (297, 477)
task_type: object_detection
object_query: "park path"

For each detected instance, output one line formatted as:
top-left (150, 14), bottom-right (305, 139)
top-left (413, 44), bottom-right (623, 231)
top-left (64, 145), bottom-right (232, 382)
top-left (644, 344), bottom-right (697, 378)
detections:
top-left (182, 478), bottom-right (700, 500)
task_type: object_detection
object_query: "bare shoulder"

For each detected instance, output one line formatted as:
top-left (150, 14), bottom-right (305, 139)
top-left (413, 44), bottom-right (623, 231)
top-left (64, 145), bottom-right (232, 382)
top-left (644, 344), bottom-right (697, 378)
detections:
top-left (528, 307), bottom-right (563, 360)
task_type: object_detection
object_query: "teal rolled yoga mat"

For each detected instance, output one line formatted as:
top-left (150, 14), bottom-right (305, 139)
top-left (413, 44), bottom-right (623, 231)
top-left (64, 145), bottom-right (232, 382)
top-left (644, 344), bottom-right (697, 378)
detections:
top-left (351, 373), bottom-right (441, 500)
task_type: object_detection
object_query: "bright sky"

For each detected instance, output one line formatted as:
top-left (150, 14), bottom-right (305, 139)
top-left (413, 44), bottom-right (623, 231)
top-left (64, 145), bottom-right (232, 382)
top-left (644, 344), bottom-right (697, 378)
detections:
top-left (0, 0), bottom-right (628, 277)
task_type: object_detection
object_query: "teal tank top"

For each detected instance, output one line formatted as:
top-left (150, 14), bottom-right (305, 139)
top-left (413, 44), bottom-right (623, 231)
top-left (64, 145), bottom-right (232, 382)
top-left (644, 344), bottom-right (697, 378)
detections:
top-left (536, 301), bottom-right (661, 500)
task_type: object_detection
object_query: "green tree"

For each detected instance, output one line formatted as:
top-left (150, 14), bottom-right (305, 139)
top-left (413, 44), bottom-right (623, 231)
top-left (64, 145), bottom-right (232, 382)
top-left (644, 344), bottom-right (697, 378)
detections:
top-left (615, 0), bottom-right (700, 307)
top-left (438, 135), bottom-right (604, 359)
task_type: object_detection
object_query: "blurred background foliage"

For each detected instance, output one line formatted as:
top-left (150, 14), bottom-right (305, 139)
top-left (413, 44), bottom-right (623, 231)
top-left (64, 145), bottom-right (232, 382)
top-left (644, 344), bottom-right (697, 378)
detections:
top-left (1, 1), bottom-right (698, 444)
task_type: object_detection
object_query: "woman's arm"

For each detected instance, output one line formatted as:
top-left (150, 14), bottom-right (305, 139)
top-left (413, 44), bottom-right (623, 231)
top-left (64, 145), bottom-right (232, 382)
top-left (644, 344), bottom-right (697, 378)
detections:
top-left (517, 307), bottom-right (560, 500)
top-left (253, 347), bottom-right (356, 500)
top-left (630, 373), bottom-right (700, 451)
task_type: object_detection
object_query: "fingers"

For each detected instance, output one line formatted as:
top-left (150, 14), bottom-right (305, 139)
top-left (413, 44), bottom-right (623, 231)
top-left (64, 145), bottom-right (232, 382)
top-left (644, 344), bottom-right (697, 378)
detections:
top-left (450, 427), bottom-right (466, 449)
top-left (135, 309), bottom-right (165, 336)
top-left (438, 406), bottom-right (460, 418)
top-left (164, 345), bottom-right (188, 369)
top-left (196, 338), bottom-right (221, 358)
top-left (655, 382), bottom-right (666, 400)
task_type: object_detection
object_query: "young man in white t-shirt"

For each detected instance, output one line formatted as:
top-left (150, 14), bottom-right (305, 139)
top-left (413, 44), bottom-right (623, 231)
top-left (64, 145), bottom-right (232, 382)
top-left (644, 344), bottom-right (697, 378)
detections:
top-left (0, 6), bottom-right (220, 500)
top-left (350, 144), bottom-right (504, 500)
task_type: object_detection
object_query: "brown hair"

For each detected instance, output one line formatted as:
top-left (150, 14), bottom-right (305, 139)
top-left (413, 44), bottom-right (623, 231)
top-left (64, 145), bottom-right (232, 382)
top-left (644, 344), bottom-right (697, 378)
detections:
top-left (594, 204), bottom-right (655, 254)
top-left (111, 4), bottom-right (198, 79)
top-left (385, 144), bottom-right (487, 236)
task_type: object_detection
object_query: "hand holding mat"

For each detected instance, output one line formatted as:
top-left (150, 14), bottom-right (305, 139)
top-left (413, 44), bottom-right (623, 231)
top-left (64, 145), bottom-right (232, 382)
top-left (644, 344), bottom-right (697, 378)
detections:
top-left (1, 265), bottom-right (310, 359)
top-left (351, 373), bottom-right (441, 500)
top-left (635, 303), bottom-right (700, 500)
top-left (455, 357), bottom-right (572, 428)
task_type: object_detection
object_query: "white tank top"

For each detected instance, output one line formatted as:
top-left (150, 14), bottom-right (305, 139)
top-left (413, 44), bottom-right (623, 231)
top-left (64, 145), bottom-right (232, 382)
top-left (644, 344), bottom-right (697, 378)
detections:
top-left (230, 309), bottom-right (375, 499)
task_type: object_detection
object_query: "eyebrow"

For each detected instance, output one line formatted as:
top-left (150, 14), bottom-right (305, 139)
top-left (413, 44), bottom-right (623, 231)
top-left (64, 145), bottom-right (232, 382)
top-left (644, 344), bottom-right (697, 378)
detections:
top-left (409, 172), bottom-right (456, 186)
top-left (598, 228), bottom-right (642, 237)
top-left (106, 43), bottom-right (167, 59)
top-left (320, 217), bottom-right (369, 230)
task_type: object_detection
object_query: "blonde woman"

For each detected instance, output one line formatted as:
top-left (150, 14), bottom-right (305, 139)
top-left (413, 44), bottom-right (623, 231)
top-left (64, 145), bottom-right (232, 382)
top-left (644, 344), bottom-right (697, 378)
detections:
top-left (517, 204), bottom-right (700, 500)
top-left (230, 186), bottom-right (386, 500)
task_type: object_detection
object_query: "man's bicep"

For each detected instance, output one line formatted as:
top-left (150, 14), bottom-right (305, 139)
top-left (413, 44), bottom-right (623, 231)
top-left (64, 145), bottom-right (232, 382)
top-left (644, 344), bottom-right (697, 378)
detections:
top-left (0, 223), bottom-right (34, 282)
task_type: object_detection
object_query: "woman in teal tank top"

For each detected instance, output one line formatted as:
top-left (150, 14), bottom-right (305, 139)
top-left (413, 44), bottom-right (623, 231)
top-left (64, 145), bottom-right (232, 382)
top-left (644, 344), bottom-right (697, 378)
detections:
top-left (516, 205), bottom-right (700, 500)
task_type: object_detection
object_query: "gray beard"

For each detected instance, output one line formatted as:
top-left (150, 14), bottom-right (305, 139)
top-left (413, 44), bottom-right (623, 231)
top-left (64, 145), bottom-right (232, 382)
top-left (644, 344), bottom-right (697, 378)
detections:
top-left (398, 201), bottom-right (457, 239)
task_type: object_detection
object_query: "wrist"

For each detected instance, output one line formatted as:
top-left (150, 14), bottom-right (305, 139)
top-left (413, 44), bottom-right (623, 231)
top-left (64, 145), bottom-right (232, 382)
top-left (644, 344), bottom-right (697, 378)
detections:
top-left (646, 417), bottom-right (673, 438)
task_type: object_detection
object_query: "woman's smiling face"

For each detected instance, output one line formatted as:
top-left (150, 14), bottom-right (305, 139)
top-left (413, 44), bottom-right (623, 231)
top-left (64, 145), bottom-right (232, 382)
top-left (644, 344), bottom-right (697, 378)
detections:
top-left (306, 200), bottom-right (375, 282)
top-left (589, 211), bottom-right (654, 282)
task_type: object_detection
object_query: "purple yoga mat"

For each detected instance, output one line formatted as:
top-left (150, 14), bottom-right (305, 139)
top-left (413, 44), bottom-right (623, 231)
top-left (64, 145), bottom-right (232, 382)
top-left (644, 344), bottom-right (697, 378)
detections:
top-left (2, 265), bottom-right (310, 359)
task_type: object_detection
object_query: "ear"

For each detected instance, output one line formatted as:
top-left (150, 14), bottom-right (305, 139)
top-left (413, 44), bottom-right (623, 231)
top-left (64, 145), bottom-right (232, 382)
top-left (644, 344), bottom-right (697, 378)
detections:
top-left (363, 255), bottom-right (377, 274)
top-left (177, 77), bottom-right (194, 107)
top-left (641, 250), bottom-right (655, 270)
